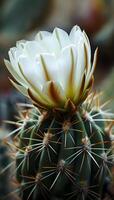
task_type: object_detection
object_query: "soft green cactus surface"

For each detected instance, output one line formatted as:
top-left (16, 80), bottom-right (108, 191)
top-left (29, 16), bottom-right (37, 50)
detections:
top-left (9, 93), bottom-right (113, 200)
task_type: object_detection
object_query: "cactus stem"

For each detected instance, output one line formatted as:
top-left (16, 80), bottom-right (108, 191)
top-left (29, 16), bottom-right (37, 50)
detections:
top-left (4, 92), bottom-right (114, 199)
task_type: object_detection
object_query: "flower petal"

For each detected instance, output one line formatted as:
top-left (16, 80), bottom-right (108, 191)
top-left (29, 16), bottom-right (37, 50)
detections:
top-left (28, 87), bottom-right (55, 109)
top-left (53, 27), bottom-right (70, 49)
top-left (16, 40), bottom-right (26, 50)
top-left (8, 48), bottom-right (26, 83)
top-left (24, 41), bottom-right (47, 60)
top-left (38, 53), bottom-right (58, 82)
top-left (85, 48), bottom-right (98, 88)
top-left (4, 59), bottom-right (26, 86)
top-left (35, 31), bottom-right (52, 41)
top-left (74, 40), bottom-right (85, 85)
top-left (73, 73), bottom-right (86, 103)
top-left (10, 79), bottom-right (28, 97)
top-left (42, 81), bottom-right (66, 107)
top-left (83, 31), bottom-right (91, 72)
top-left (18, 55), bottom-right (45, 87)
top-left (56, 45), bottom-right (77, 96)
top-left (18, 56), bottom-right (55, 106)
top-left (69, 25), bottom-right (83, 44)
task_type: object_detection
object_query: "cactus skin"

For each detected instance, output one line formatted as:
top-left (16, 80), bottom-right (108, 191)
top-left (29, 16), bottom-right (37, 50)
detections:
top-left (13, 95), bottom-right (114, 200)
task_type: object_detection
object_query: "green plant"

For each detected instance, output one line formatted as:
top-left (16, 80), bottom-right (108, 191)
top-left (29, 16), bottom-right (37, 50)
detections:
top-left (4, 26), bottom-right (114, 200)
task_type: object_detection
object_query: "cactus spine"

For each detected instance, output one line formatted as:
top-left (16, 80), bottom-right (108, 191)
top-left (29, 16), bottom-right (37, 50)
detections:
top-left (10, 93), bottom-right (114, 200)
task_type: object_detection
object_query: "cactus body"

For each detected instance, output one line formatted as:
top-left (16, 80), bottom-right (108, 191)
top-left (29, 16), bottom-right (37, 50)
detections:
top-left (14, 98), bottom-right (114, 200)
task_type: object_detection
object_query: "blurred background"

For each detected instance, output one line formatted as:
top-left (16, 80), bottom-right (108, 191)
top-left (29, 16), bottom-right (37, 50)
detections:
top-left (0, 0), bottom-right (114, 199)
top-left (0, 0), bottom-right (114, 127)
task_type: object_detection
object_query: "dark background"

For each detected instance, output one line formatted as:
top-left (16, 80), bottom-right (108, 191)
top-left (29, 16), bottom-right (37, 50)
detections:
top-left (0, 0), bottom-right (114, 128)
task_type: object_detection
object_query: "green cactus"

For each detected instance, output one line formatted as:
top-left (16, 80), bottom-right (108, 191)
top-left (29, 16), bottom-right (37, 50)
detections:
top-left (9, 93), bottom-right (114, 200)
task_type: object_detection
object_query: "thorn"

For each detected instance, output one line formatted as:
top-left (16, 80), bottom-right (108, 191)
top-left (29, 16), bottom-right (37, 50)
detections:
top-left (64, 99), bottom-right (76, 113)
top-left (105, 121), bottom-right (114, 135)
top-left (39, 111), bottom-right (49, 123)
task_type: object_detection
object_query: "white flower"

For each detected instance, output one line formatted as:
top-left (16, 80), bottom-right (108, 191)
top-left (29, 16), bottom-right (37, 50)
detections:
top-left (5, 25), bottom-right (97, 110)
